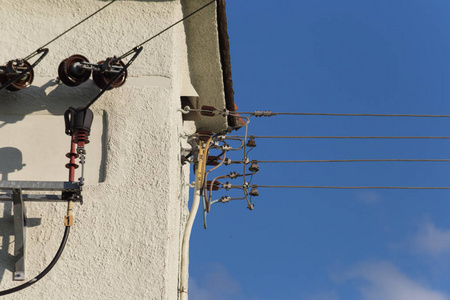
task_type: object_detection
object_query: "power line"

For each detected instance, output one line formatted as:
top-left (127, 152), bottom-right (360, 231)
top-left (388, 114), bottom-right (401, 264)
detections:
top-left (24, 0), bottom-right (118, 60)
top-left (254, 159), bottom-right (450, 163)
top-left (252, 185), bottom-right (450, 190)
top-left (228, 136), bottom-right (450, 139)
top-left (119, 0), bottom-right (216, 59)
top-left (245, 111), bottom-right (450, 118)
top-left (187, 107), bottom-right (450, 119)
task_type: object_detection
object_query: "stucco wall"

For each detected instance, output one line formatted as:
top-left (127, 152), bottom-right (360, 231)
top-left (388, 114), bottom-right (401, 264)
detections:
top-left (0, 0), bottom-right (226, 299)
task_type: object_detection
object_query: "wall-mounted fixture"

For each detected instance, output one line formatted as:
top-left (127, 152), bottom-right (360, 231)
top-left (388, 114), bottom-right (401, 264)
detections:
top-left (58, 55), bottom-right (127, 89)
top-left (0, 106), bottom-right (93, 296)
top-left (0, 48), bottom-right (48, 92)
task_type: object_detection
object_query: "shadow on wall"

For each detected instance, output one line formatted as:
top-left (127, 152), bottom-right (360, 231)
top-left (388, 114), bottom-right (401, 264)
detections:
top-left (0, 147), bottom-right (41, 283)
top-left (0, 79), bottom-right (100, 128)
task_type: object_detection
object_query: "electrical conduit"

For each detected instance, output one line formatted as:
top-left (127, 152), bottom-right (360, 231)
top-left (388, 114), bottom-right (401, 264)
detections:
top-left (179, 137), bottom-right (211, 299)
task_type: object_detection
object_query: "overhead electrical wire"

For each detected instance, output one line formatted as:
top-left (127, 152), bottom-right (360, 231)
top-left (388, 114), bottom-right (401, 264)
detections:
top-left (86, 0), bottom-right (217, 108)
top-left (250, 159), bottom-right (450, 163)
top-left (185, 107), bottom-right (450, 118)
top-left (244, 111), bottom-right (450, 118)
top-left (118, 0), bottom-right (217, 60)
top-left (251, 185), bottom-right (450, 190)
top-left (24, 0), bottom-right (119, 61)
top-left (1, 0), bottom-right (118, 92)
top-left (227, 135), bottom-right (450, 140)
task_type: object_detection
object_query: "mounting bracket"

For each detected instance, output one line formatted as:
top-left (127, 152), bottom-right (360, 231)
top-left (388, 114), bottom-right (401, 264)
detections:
top-left (0, 180), bottom-right (81, 281)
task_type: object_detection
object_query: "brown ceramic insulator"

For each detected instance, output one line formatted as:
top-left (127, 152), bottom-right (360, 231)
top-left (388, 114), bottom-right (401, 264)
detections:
top-left (58, 54), bottom-right (92, 87)
top-left (206, 155), bottom-right (222, 166)
top-left (0, 60), bottom-right (34, 92)
top-left (200, 106), bottom-right (217, 116)
top-left (197, 130), bottom-right (214, 142)
top-left (92, 59), bottom-right (127, 90)
top-left (206, 181), bottom-right (221, 191)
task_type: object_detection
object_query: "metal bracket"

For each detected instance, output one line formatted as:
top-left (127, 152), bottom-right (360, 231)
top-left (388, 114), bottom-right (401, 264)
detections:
top-left (12, 189), bottom-right (26, 281)
top-left (0, 180), bottom-right (81, 281)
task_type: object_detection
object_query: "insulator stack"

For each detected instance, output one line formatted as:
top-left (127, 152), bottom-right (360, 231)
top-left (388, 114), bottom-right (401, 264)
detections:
top-left (197, 130), bottom-right (214, 142)
top-left (206, 180), bottom-right (221, 191)
top-left (58, 55), bottom-right (128, 90)
top-left (200, 106), bottom-right (217, 116)
top-left (66, 136), bottom-right (79, 182)
top-left (206, 155), bottom-right (222, 166)
top-left (74, 129), bottom-right (90, 148)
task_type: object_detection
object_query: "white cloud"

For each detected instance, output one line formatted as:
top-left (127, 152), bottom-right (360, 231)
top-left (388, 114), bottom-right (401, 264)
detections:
top-left (354, 191), bottom-right (382, 204)
top-left (189, 263), bottom-right (249, 300)
top-left (346, 261), bottom-right (448, 300)
top-left (412, 221), bottom-right (450, 256)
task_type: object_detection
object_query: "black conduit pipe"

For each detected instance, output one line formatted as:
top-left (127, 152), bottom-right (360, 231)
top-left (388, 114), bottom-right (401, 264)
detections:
top-left (0, 226), bottom-right (70, 296)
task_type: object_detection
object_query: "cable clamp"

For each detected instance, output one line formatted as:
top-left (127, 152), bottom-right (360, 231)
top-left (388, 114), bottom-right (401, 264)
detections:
top-left (221, 144), bottom-right (232, 151)
top-left (219, 109), bottom-right (230, 117)
top-left (223, 158), bottom-right (232, 166)
top-left (228, 171), bottom-right (239, 179)
top-left (243, 182), bottom-right (249, 189)
top-left (220, 196), bottom-right (231, 203)
top-left (254, 110), bottom-right (273, 117)
top-left (223, 182), bottom-right (232, 191)
top-left (64, 215), bottom-right (73, 226)
top-left (242, 157), bottom-right (250, 164)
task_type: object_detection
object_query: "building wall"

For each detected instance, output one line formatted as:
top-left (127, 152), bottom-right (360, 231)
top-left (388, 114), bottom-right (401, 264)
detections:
top-left (0, 1), bottom-right (226, 299)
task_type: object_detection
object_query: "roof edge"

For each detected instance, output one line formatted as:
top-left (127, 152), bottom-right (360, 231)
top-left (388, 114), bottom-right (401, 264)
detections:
top-left (216, 0), bottom-right (237, 127)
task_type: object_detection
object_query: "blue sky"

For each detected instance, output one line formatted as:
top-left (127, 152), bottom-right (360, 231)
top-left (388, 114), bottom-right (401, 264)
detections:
top-left (189, 1), bottom-right (450, 299)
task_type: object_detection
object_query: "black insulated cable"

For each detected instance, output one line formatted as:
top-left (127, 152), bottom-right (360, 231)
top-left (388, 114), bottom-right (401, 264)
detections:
top-left (0, 226), bottom-right (70, 296)
top-left (23, 0), bottom-right (119, 61)
top-left (226, 136), bottom-right (450, 139)
top-left (119, 0), bottom-right (217, 60)
top-left (83, 46), bottom-right (143, 110)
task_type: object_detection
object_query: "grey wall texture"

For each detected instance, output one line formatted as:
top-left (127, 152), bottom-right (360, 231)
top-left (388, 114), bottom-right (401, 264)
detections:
top-left (0, 0), bottom-right (227, 299)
